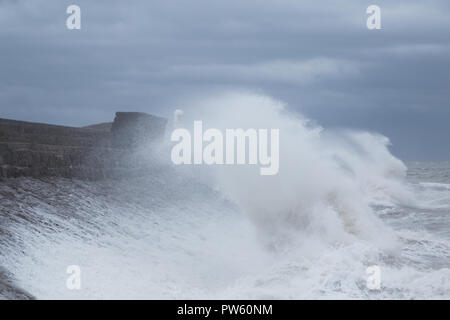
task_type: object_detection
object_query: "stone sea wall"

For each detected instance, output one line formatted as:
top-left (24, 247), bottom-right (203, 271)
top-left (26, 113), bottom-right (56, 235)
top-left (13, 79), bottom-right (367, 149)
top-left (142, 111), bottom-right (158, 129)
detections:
top-left (0, 112), bottom-right (167, 180)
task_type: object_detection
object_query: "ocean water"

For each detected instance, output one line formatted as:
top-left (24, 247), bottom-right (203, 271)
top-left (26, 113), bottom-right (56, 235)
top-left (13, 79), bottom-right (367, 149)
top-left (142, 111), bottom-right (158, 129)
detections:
top-left (0, 162), bottom-right (449, 300)
top-left (0, 94), bottom-right (449, 300)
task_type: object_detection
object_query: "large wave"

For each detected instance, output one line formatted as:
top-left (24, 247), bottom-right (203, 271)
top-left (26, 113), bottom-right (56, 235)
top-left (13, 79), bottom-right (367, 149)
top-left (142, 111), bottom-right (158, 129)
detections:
top-left (177, 92), bottom-right (410, 252)
top-left (1, 92), bottom-right (448, 299)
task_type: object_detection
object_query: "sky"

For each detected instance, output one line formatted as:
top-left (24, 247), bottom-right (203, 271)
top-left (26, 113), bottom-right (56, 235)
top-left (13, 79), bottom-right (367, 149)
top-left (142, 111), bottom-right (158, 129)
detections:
top-left (0, 0), bottom-right (449, 161)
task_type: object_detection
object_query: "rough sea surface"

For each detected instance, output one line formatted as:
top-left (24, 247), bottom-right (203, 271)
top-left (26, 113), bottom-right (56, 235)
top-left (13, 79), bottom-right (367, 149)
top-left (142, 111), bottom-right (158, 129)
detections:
top-left (0, 162), bottom-right (449, 300)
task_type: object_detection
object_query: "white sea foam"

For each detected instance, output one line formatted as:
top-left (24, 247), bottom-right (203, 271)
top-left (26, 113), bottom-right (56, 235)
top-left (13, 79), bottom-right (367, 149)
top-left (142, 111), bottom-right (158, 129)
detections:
top-left (179, 92), bottom-right (408, 251)
top-left (1, 92), bottom-right (449, 299)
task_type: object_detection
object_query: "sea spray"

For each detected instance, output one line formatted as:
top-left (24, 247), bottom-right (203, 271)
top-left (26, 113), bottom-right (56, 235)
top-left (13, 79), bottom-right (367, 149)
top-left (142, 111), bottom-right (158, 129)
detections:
top-left (3, 92), bottom-right (448, 299)
top-left (177, 92), bottom-right (406, 253)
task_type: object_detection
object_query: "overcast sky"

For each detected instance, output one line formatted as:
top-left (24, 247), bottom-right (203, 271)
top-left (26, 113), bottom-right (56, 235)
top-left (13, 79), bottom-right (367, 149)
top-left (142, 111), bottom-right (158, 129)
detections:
top-left (0, 0), bottom-right (449, 160)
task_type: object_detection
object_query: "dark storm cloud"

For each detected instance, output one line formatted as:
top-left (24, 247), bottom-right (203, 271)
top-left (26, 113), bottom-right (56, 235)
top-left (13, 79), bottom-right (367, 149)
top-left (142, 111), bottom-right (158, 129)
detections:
top-left (0, 0), bottom-right (449, 160)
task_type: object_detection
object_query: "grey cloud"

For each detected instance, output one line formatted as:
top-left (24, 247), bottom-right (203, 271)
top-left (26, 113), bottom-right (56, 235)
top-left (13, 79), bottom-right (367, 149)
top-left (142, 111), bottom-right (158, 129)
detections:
top-left (0, 0), bottom-right (449, 160)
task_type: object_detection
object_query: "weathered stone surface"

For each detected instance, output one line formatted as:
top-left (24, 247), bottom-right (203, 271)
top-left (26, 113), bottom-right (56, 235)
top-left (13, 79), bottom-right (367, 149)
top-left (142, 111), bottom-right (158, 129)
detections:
top-left (0, 112), bottom-right (167, 180)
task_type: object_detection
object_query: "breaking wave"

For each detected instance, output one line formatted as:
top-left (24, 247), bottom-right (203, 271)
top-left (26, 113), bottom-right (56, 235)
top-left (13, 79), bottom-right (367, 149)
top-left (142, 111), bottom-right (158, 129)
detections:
top-left (0, 92), bottom-right (449, 299)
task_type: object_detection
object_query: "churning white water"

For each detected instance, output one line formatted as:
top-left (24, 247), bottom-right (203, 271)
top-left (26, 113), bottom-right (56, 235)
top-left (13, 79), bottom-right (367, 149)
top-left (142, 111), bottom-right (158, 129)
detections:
top-left (0, 92), bottom-right (449, 299)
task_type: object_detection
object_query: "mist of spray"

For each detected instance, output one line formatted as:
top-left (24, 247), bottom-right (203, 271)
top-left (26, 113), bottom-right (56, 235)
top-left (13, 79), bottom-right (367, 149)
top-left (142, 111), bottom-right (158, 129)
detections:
top-left (2, 91), bottom-right (426, 299)
top-left (175, 91), bottom-right (411, 255)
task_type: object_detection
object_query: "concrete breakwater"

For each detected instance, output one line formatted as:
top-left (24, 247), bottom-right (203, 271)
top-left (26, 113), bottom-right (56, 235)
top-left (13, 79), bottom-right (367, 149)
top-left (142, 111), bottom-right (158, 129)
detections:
top-left (0, 112), bottom-right (167, 180)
